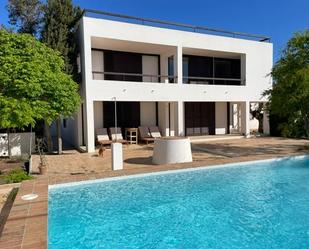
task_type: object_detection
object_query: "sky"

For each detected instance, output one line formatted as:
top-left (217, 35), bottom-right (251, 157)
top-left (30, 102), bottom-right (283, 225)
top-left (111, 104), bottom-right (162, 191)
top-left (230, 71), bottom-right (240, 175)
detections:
top-left (1, 0), bottom-right (309, 61)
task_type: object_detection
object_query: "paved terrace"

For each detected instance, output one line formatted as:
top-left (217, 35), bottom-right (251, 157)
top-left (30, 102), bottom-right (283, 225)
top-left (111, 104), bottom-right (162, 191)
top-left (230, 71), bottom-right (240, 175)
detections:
top-left (0, 137), bottom-right (308, 249)
top-left (34, 137), bottom-right (309, 184)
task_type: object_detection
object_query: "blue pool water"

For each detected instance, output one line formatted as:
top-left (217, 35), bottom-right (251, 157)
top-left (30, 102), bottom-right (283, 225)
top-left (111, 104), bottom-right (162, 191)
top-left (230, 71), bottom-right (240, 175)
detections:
top-left (49, 156), bottom-right (309, 249)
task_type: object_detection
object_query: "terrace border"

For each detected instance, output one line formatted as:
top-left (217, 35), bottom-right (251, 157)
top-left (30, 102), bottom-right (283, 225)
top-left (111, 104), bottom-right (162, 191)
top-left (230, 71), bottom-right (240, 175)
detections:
top-left (0, 177), bottom-right (48, 249)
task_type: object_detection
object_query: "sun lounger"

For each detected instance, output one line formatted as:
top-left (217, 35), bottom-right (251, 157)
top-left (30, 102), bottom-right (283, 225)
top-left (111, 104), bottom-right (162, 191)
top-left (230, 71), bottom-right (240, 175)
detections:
top-left (109, 127), bottom-right (128, 144)
top-left (149, 126), bottom-right (162, 138)
top-left (138, 126), bottom-right (155, 145)
top-left (96, 128), bottom-right (112, 146)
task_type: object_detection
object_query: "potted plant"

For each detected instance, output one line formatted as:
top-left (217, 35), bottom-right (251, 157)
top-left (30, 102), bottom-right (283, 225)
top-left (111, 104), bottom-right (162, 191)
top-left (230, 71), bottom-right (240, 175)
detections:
top-left (36, 138), bottom-right (48, 175)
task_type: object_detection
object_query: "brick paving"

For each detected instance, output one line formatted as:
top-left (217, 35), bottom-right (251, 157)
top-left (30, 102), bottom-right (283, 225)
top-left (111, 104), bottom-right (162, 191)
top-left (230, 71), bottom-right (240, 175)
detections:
top-left (0, 177), bottom-right (48, 249)
top-left (0, 136), bottom-right (308, 248)
top-left (31, 136), bottom-right (309, 185)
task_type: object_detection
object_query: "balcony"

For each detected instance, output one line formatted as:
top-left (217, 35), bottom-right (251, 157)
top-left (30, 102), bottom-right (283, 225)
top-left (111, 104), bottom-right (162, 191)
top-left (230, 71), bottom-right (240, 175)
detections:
top-left (90, 37), bottom-right (246, 86)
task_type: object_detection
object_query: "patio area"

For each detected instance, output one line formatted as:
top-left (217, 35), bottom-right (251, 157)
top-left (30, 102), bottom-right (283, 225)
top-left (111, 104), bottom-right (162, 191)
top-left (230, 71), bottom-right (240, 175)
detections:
top-left (32, 136), bottom-right (309, 185)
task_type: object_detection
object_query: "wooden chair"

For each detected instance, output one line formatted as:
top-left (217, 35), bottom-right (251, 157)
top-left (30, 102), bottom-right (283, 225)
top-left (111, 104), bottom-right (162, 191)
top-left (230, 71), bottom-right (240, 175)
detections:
top-left (96, 128), bottom-right (112, 146)
top-left (149, 126), bottom-right (162, 138)
top-left (109, 127), bottom-right (128, 145)
top-left (138, 126), bottom-right (155, 145)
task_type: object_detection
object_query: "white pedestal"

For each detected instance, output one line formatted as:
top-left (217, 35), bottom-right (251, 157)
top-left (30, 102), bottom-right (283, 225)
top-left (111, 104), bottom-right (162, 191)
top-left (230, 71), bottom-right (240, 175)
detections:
top-left (111, 143), bottom-right (123, 170)
top-left (152, 137), bottom-right (192, 165)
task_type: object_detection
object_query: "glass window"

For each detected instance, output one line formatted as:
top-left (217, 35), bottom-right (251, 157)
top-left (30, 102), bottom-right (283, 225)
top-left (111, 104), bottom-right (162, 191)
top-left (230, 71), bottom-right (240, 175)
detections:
top-left (183, 57), bottom-right (189, 83)
top-left (168, 56), bottom-right (174, 83)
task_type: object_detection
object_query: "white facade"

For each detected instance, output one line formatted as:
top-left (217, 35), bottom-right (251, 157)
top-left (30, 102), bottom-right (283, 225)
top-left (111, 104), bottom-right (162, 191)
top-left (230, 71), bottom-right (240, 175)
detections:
top-left (72, 14), bottom-right (273, 152)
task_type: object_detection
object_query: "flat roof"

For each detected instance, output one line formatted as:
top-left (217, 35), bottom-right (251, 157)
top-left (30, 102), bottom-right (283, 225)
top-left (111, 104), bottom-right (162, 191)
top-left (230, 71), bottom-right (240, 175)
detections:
top-left (83, 9), bottom-right (271, 43)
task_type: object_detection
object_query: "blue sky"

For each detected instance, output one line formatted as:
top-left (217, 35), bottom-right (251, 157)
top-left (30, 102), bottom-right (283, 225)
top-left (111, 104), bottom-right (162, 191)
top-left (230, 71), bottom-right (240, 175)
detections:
top-left (1, 0), bottom-right (309, 61)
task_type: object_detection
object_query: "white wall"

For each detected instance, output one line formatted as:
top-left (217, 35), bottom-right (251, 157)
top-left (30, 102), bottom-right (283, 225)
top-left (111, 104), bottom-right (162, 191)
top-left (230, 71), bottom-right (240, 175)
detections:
top-left (140, 102), bottom-right (156, 126)
top-left (215, 102), bottom-right (227, 135)
top-left (0, 134), bottom-right (8, 157)
top-left (83, 17), bottom-right (273, 103)
top-left (0, 133), bottom-right (35, 157)
top-left (249, 116), bottom-right (259, 131)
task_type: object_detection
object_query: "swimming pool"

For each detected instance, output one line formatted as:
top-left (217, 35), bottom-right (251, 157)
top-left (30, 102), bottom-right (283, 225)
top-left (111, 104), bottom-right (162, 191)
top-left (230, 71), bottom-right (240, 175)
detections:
top-left (49, 156), bottom-right (309, 249)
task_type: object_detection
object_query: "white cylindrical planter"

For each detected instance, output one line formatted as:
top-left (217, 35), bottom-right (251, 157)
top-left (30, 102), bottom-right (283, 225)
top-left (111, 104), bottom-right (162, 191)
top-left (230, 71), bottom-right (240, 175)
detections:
top-left (111, 143), bottom-right (123, 170)
top-left (152, 137), bottom-right (192, 165)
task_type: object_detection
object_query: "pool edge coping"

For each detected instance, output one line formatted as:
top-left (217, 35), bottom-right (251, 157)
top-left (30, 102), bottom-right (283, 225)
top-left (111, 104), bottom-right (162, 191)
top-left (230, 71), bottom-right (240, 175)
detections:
top-left (49, 154), bottom-right (308, 190)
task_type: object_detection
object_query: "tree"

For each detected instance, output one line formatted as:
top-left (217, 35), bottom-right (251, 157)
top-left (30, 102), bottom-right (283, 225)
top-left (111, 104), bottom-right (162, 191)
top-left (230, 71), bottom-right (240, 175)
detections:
top-left (41, 0), bottom-right (82, 75)
top-left (265, 30), bottom-right (309, 137)
top-left (6, 0), bottom-right (43, 35)
top-left (41, 0), bottom-right (83, 153)
top-left (0, 30), bottom-right (81, 151)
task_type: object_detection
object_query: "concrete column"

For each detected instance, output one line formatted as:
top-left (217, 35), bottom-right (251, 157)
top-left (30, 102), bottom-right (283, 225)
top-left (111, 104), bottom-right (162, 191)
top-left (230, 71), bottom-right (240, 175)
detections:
top-left (176, 46), bottom-right (183, 84)
top-left (111, 143), bottom-right (123, 170)
top-left (263, 103), bottom-right (270, 135)
top-left (176, 101), bottom-right (185, 136)
top-left (85, 100), bottom-right (95, 152)
top-left (240, 101), bottom-right (250, 137)
top-left (80, 19), bottom-right (95, 152)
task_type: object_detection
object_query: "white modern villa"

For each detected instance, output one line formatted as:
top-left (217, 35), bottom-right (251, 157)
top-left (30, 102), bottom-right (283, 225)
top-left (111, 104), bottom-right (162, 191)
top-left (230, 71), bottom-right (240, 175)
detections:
top-left (62, 10), bottom-right (273, 153)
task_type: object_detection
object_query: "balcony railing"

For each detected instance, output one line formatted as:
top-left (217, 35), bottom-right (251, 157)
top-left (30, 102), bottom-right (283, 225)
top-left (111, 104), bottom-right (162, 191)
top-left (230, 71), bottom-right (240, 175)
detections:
top-left (92, 71), bottom-right (177, 83)
top-left (183, 76), bottom-right (245, 85)
top-left (92, 71), bottom-right (245, 85)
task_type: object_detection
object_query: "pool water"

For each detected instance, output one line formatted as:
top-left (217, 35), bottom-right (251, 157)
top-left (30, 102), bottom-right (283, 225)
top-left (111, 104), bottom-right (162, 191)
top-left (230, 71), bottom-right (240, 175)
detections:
top-left (49, 156), bottom-right (309, 249)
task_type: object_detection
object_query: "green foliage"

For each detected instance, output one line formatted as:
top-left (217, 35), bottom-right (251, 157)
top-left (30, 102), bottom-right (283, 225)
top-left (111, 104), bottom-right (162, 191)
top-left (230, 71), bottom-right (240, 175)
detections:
top-left (266, 30), bottom-right (309, 138)
top-left (5, 169), bottom-right (33, 183)
top-left (7, 0), bottom-right (43, 35)
top-left (0, 30), bottom-right (81, 129)
top-left (41, 0), bottom-right (83, 76)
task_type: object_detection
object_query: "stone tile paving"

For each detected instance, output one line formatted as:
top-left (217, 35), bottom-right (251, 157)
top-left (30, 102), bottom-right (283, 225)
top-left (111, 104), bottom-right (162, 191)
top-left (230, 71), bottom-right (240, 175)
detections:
top-left (32, 137), bottom-right (309, 185)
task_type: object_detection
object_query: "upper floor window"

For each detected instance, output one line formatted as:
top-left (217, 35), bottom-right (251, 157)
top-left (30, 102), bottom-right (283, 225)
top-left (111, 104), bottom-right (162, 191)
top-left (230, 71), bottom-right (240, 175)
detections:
top-left (183, 55), bottom-right (242, 85)
top-left (91, 49), bottom-right (164, 83)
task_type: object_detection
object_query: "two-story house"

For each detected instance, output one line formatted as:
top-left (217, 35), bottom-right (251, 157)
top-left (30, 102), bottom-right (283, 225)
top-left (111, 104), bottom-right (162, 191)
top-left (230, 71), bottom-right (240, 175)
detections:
top-left (62, 10), bottom-right (273, 153)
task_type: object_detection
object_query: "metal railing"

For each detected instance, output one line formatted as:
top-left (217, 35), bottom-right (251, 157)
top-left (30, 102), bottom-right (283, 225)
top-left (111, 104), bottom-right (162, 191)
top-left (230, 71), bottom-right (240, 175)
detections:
top-left (83, 9), bottom-right (270, 42)
top-left (92, 71), bottom-right (177, 83)
top-left (92, 71), bottom-right (245, 85)
top-left (183, 76), bottom-right (245, 85)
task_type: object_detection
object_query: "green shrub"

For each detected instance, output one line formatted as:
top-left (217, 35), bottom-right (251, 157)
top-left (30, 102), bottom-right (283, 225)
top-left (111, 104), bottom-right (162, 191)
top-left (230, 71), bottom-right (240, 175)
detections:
top-left (5, 169), bottom-right (33, 183)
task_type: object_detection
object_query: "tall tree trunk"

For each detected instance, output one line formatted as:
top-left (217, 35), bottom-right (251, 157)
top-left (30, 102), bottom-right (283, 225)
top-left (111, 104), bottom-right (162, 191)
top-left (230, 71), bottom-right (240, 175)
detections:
top-left (44, 120), bottom-right (53, 153)
top-left (57, 118), bottom-right (62, 154)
